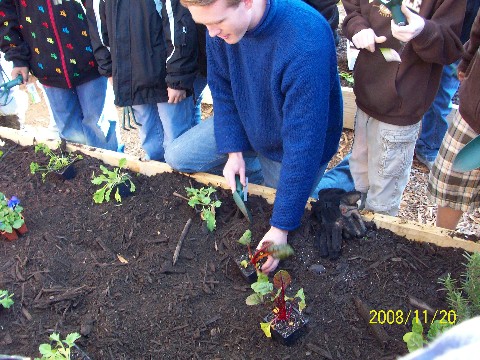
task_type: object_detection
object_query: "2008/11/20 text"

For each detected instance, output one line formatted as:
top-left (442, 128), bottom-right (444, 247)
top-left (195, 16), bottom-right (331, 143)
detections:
top-left (369, 309), bottom-right (457, 325)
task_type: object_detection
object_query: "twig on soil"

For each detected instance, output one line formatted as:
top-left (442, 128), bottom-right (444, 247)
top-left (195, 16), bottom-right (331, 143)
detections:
top-left (306, 343), bottom-right (333, 360)
top-left (367, 253), bottom-right (394, 270)
top-left (354, 297), bottom-right (389, 347)
top-left (398, 246), bottom-right (428, 269)
top-left (173, 191), bottom-right (190, 202)
top-left (409, 295), bottom-right (435, 315)
top-left (173, 218), bottom-right (192, 266)
top-left (21, 306), bottom-right (33, 321)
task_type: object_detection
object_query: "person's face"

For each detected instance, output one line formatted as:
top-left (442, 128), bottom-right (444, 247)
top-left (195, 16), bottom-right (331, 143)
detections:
top-left (188, 0), bottom-right (253, 44)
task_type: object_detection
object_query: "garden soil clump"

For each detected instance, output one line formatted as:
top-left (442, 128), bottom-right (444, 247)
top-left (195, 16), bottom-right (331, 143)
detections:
top-left (0, 139), bottom-right (470, 359)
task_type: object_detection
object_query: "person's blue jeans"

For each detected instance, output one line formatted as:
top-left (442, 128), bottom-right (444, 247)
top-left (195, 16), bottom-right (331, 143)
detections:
top-left (193, 75), bottom-right (207, 125)
top-left (313, 153), bottom-right (355, 195)
top-left (132, 96), bottom-right (195, 161)
top-left (165, 116), bottom-right (263, 183)
top-left (165, 116), bottom-right (328, 194)
top-left (415, 62), bottom-right (460, 163)
top-left (43, 76), bottom-right (118, 151)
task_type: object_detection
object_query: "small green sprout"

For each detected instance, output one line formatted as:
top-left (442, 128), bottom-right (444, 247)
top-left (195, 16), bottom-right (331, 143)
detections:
top-left (91, 158), bottom-right (135, 203)
top-left (185, 186), bottom-right (221, 232)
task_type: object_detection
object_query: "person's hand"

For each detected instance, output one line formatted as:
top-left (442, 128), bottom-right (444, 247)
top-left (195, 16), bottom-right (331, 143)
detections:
top-left (167, 88), bottom-right (187, 104)
top-left (458, 70), bottom-right (465, 82)
top-left (11, 67), bottom-right (29, 84)
top-left (311, 188), bottom-right (366, 260)
top-left (257, 226), bottom-right (288, 274)
top-left (223, 152), bottom-right (246, 193)
top-left (391, 4), bottom-right (425, 42)
top-left (352, 28), bottom-right (387, 52)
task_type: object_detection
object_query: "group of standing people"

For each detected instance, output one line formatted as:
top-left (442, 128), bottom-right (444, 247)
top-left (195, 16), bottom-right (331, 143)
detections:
top-left (1, 0), bottom-right (480, 271)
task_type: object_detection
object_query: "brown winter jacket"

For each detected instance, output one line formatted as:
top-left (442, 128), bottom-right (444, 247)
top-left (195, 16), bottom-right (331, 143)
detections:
top-left (342, 0), bottom-right (465, 126)
top-left (458, 9), bottom-right (480, 134)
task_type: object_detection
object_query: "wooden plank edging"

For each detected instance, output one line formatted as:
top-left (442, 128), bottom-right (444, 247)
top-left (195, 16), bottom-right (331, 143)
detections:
top-left (1, 122), bottom-right (478, 253)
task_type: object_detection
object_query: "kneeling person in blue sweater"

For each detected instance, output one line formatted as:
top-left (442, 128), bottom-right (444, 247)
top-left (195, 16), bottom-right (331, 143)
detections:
top-left (174, 0), bottom-right (343, 273)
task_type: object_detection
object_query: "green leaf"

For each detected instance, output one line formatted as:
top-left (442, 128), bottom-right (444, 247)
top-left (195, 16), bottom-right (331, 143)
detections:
top-left (238, 230), bottom-right (252, 246)
top-left (240, 260), bottom-right (248, 268)
top-left (269, 244), bottom-right (294, 260)
top-left (93, 188), bottom-right (106, 204)
top-left (49, 333), bottom-right (60, 342)
top-left (260, 322), bottom-right (272, 338)
top-left (114, 188), bottom-right (122, 203)
top-left (91, 176), bottom-right (106, 185)
top-left (427, 320), bottom-right (452, 341)
top-left (251, 280), bottom-right (273, 296)
top-left (295, 288), bottom-right (306, 312)
top-left (256, 272), bottom-right (269, 283)
top-left (411, 317), bottom-right (424, 334)
top-left (129, 181), bottom-right (136, 193)
top-left (12, 218), bottom-right (23, 229)
top-left (403, 332), bottom-right (425, 352)
top-left (64, 332), bottom-right (81, 346)
top-left (118, 158), bottom-right (127, 169)
top-left (245, 293), bottom-right (264, 305)
top-left (38, 343), bottom-right (53, 356)
top-left (203, 209), bottom-right (216, 232)
top-left (105, 187), bottom-right (113, 202)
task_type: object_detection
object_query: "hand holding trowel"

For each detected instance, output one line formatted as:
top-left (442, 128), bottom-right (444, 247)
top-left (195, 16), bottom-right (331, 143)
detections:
top-left (232, 175), bottom-right (253, 223)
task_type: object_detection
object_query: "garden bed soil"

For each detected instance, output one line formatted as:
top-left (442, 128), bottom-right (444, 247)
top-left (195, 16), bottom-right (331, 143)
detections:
top-left (0, 139), bottom-right (471, 359)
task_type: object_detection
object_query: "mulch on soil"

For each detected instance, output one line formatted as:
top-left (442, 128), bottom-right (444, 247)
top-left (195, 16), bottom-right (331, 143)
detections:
top-left (0, 139), bottom-right (470, 359)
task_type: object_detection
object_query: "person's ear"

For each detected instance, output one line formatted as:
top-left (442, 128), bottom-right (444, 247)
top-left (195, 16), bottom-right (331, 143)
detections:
top-left (243, 0), bottom-right (254, 10)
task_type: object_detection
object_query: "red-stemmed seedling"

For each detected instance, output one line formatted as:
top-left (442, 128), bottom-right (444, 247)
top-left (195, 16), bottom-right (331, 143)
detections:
top-left (245, 270), bottom-right (307, 341)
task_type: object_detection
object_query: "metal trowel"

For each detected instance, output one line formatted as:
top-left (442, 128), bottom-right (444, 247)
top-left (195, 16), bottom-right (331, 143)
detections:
top-left (232, 175), bottom-right (252, 223)
top-left (452, 134), bottom-right (480, 172)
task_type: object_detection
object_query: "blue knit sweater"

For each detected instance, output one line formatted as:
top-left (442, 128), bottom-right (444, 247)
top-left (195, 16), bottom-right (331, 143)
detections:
top-left (207, 0), bottom-right (343, 230)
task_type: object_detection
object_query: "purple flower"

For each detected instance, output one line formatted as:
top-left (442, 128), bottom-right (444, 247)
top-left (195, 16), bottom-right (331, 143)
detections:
top-left (7, 196), bottom-right (20, 209)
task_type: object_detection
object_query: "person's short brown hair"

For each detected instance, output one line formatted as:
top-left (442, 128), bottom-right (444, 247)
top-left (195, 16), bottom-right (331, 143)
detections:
top-left (180, 0), bottom-right (242, 8)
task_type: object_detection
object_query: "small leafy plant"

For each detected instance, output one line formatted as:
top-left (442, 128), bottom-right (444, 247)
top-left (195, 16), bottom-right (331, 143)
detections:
top-left (246, 270), bottom-right (306, 338)
top-left (438, 251), bottom-right (480, 322)
top-left (238, 229), bottom-right (294, 271)
top-left (403, 317), bottom-right (452, 352)
top-left (34, 332), bottom-right (81, 360)
top-left (185, 186), bottom-right (221, 232)
top-left (0, 289), bottom-right (14, 309)
top-left (0, 192), bottom-right (24, 233)
top-left (91, 158), bottom-right (135, 203)
top-left (403, 251), bottom-right (480, 352)
top-left (339, 71), bottom-right (354, 85)
top-left (30, 142), bottom-right (82, 182)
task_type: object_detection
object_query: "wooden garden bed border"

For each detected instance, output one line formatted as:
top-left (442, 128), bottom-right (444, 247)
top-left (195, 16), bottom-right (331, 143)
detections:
top-left (1, 89), bottom-right (474, 252)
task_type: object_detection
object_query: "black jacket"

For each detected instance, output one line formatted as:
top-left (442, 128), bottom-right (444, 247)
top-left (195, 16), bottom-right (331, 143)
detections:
top-left (0, 0), bottom-right (100, 88)
top-left (303, 0), bottom-right (340, 35)
top-left (86, 0), bottom-right (198, 106)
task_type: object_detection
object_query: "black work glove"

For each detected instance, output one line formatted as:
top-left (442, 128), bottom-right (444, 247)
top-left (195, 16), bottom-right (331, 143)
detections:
top-left (311, 188), bottom-right (367, 260)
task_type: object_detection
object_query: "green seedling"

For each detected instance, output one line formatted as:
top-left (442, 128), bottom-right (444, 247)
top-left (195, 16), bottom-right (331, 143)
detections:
top-left (339, 71), bottom-right (354, 85)
top-left (0, 289), bottom-right (14, 309)
top-left (30, 142), bottom-right (82, 182)
top-left (246, 270), bottom-right (306, 338)
top-left (438, 251), bottom-right (480, 322)
top-left (91, 158), bottom-right (135, 203)
top-left (238, 229), bottom-right (294, 271)
top-left (34, 332), bottom-right (81, 360)
top-left (403, 317), bottom-right (452, 352)
top-left (185, 186), bottom-right (221, 232)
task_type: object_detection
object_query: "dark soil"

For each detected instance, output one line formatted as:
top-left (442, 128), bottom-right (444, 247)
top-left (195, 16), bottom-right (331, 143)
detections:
top-left (0, 139), bottom-right (469, 359)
